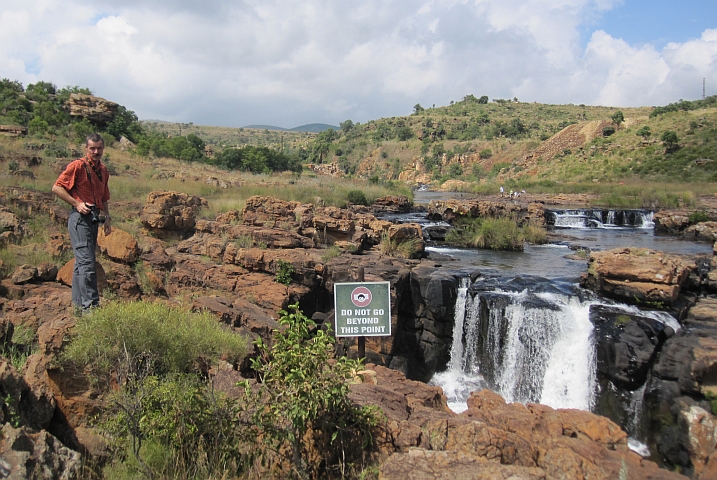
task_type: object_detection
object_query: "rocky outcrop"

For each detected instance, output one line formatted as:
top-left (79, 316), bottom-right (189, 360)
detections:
top-left (0, 125), bottom-right (27, 136)
top-left (350, 367), bottom-right (686, 480)
top-left (372, 195), bottom-right (412, 213)
top-left (427, 198), bottom-right (545, 226)
top-left (591, 305), bottom-right (677, 390)
top-left (66, 93), bottom-right (118, 126)
top-left (140, 191), bottom-right (207, 237)
top-left (580, 248), bottom-right (701, 306)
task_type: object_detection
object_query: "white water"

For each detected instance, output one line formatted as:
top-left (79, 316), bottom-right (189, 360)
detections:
top-left (431, 286), bottom-right (598, 412)
top-left (551, 210), bottom-right (654, 229)
top-left (430, 280), bottom-right (680, 418)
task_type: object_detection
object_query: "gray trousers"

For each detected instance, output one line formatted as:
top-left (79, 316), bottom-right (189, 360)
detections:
top-left (68, 209), bottom-right (100, 310)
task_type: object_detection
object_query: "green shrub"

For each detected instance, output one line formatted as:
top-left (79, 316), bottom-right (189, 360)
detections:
top-left (689, 210), bottom-right (710, 224)
top-left (62, 301), bottom-right (248, 383)
top-left (101, 374), bottom-right (250, 480)
top-left (240, 304), bottom-right (380, 478)
top-left (346, 189), bottom-right (369, 206)
top-left (275, 259), bottom-right (295, 285)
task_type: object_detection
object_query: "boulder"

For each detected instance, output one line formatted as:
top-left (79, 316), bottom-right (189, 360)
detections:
top-left (580, 248), bottom-right (699, 305)
top-left (0, 425), bottom-right (82, 480)
top-left (241, 196), bottom-right (303, 227)
top-left (11, 265), bottom-right (37, 285)
top-left (372, 195), bottom-right (412, 213)
top-left (591, 305), bottom-right (675, 389)
top-left (98, 227), bottom-right (140, 263)
top-left (139, 190), bottom-right (207, 236)
top-left (56, 259), bottom-right (107, 292)
top-left (66, 93), bottom-right (118, 126)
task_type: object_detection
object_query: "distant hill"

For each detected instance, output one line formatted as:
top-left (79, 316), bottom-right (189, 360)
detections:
top-left (290, 123), bottom-right (340, 132)
top-left (245, 123), bottom-right (339, 133)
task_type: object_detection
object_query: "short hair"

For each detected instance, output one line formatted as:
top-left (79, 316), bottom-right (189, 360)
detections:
top-left (86, 133), bottom-right (105, 147)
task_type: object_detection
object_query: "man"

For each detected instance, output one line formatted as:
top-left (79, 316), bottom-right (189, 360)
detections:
top-left (52, 133), bottom-right (112, 312)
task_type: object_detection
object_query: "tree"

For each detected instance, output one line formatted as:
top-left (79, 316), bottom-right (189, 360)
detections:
top-left (340, 119), bottom-right (354, 133)
top-left (413, 103), bottom-right (424, 114)
top-left (611, 111), bottom-right (624, 130)
top-left (396, 125), bottom-right (414, 141)
top-left (661, 130), bottom-right (680, 153)
top-left (636, 126), bottom-right (652, 140)
top-left (478, 95), bottom-right (489, 104)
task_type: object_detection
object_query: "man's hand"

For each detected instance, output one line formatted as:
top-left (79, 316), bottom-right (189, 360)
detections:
top-left (103, 217), bottom-right (112, 236)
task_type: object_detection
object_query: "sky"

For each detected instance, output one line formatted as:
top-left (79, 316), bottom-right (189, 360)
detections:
top-left (1, 0), bottom-right (716, 128)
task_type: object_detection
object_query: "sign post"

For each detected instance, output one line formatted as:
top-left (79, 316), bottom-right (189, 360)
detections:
top-left (334, 280), bottom-right (391, 359)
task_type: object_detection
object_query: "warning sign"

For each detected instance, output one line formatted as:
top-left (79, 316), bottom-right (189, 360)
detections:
top-left (334, 281), bottom-right (391, 337)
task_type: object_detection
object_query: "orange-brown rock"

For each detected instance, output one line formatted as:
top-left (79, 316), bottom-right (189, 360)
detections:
top-left (56, 259), bottom-right (107, 293)
top-left (139, 190), bottom-right (207, 235)
top-left (355, 370), bottom-right (686, 480)
top-left (581, 248), bottom-right (699, 305)
top-left (241, 196), bottom-right (304, 227)
top-left (98, 227), bottom-right (140, 263)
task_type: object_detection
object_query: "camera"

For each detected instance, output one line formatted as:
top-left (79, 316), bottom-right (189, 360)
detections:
top-left (87, 205), bottom-right (105, 224)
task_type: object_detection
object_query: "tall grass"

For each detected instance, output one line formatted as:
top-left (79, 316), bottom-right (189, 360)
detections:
top-left (62, 300), bottom-right (248, 383)
top-left (446, 217), bottom-right (547, 251)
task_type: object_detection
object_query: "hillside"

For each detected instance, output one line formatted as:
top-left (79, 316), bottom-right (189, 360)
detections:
top-left (296, 96), bottom-right (717, 192)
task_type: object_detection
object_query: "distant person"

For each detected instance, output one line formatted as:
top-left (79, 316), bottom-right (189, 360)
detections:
top-left (52, 133), bottom-right (112, 313)
top-left (509, 189), bottom-right (514, 199)
top-left (500, 186), bottom-right (504, 197)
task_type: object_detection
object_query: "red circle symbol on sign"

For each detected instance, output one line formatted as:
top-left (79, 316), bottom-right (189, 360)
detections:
top-left (351, 286), bottom-right (372, 307)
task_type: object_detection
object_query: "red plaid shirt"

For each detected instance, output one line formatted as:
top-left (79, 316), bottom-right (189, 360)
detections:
top-left (54, 157), bottom-right (110, 206)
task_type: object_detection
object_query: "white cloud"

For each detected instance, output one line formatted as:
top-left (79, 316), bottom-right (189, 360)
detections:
top-left (0, 0), bottom-right (715, 126)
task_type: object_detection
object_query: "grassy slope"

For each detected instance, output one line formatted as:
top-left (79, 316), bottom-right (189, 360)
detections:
top-left (305, 99), bottom-right (717, 205)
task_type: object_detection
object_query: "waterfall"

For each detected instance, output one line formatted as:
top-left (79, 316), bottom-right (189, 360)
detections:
top-left (626, 383), bottom-right (651, 457)
top-left (431, 282), bottom-right (597, 412)
top-left (547, 209), bottom-right (654, 229)
top-left (430, 276), bottom-right (487, 412)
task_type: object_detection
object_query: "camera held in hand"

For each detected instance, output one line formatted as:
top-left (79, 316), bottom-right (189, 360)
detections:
top-left (86, 204), bottom-right (105, 224)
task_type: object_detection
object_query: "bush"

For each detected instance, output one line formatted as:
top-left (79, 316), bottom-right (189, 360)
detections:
top-left (346, 189), bottom-right (369, 206)
top-left (602, 126), bottom-right (616, 137)
top-left (241, 304), bottom-right (380, 478)
top-left (62, 301), bottom-right (248, 383)
top-left (101, 374), bottom-right (250, 479)
top-left (689, 210), bottom-right (710, 224)
top-left (275, 259), bottom-right (295, 285)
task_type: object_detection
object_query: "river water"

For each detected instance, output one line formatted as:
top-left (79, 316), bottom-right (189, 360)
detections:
top-left (386, 192), bottom-right (713, 456)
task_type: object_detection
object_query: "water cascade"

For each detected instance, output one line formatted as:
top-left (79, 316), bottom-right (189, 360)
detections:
top-left (546, 209), bottom-right (654, 229)
top-left (432, 277), bottom-right (597, 412)
top-left (430, 274), bottom-right (682, 454)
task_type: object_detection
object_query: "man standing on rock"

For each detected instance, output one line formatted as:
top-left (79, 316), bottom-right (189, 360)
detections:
top-left (52, 133), bottom-right (112, 313)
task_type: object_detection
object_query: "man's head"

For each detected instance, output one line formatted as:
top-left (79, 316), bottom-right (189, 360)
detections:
top-left (85, 133), bottom-right (105, 163)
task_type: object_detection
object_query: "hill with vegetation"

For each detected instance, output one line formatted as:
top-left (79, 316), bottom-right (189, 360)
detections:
top-left (303, 94), bottom-right (717, 197)
top-left (2, 76), bottom-right (716, 207)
